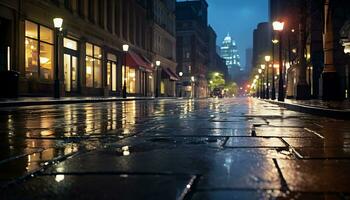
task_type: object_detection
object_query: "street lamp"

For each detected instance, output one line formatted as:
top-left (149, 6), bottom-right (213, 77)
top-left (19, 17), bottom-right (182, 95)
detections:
top-left (53, 17), bottom-right (63, 98)
top-left (155, 60), bottom-right (161, 98)
top-left (191, 76), bottom-right (195, 98)
top-left (273, 20), bottom-right (285, 102)
top-left (179, 71), bottom-right (183, 77)
top-left (255, 75), bottom-right (260, 98)
top-left (258, 69), bottom-right (263, 98)
top-left (260, 65), bottom-right (266, 99)
top-left (271, 39), bottom-right (278, 100)
top-left (264, 55), bottom-right (271, 99)
top-left (122, 44), bottom-right (129, 98)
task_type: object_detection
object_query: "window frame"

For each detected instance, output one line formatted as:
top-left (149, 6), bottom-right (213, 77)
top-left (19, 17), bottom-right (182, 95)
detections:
top-left (25, 20), bottom-right (54, 81)
top-left (85, 42), bottom-right (102, 88)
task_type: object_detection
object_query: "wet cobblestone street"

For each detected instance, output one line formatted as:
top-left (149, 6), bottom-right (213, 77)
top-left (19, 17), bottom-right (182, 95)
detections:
top-left (0, 98), bottom-right (350, 199)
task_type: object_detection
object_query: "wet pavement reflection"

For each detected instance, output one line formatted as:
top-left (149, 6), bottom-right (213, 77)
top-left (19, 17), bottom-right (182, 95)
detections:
top-left (0, 98), bottom-right (350, 199)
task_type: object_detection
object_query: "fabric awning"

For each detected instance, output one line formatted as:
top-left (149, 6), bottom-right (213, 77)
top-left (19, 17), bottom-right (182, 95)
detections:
top-left (126, 51), bottom-right (153, 72)
top-left (167, 68), bottom-right (180, 80)
top-left (162, 68), bottom-right (179, 81)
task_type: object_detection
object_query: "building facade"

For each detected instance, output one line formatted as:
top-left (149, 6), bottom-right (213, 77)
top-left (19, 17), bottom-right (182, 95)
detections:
top-left (0, 0), bottom-right (161, 98)
top-left (148, 0), bottom-right (178, 97)
top-left (269, 0), bottom-right (350, 100)
top-left (220, 33), bottom-right (241, 79)
top-left (245, 48), bottom-right (253, 74)
top-left (176, 0), bottom-right (209, 98)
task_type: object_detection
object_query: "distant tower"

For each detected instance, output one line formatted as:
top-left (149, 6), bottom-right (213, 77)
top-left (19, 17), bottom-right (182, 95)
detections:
top-left (220, 33), bottom-right (241, 79)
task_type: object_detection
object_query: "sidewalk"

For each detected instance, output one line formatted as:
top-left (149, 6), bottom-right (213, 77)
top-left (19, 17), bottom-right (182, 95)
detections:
top-left (265, 98), bottom-right (350, 119)
top-left (0, 96), bottom-right (182, 108)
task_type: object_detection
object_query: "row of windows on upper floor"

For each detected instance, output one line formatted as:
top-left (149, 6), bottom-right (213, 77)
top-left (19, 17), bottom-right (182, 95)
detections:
top-left (49, 0), bottom-right (148, 49)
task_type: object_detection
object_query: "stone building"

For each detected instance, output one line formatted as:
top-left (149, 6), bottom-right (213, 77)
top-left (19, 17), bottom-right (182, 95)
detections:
top-left (0, 0), bottom-right (159, 97)
top-left (148, 0), bottom-right (178, 97)
top-left (176, 0), bottom-right (209, 98)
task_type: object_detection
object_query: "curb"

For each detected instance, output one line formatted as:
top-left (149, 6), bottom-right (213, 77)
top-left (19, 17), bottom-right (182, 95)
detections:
top-left (0, 97), bottom-right (190, 108)
top-left (264, 99), bottom-right (350, 119)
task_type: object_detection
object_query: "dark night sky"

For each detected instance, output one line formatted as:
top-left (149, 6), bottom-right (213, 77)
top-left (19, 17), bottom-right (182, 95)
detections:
top-left (206, 0), bottom-right (269, 68)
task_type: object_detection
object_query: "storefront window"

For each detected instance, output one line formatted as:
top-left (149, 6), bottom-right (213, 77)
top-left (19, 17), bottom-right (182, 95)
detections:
top-left (64, 38), bottom-right (78, 50)
top-left (25, 20), bottom-right (54, 81)
top-left (122, 66), bottom-right (136, 93)
top-left (160, 81), bottom-right (165, 94)
top-left (85, 43), bottom-right (102, 88)
top-left (107, 53), bottom-right (117, 92)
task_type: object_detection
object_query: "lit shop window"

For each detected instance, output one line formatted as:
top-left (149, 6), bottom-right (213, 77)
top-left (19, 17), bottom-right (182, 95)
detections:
top-left (25, 20), bottom-right (54, 80)
top-left (64, 38), bottom-right (78, 50)
top-left (160, 81), bottom-right (165, 95)
top-left (85, 43), bottom-right (102, 88)
top-left (122, 66), bottom-right (136, 93)
top-left (107, 53), bottom-right (117, 92)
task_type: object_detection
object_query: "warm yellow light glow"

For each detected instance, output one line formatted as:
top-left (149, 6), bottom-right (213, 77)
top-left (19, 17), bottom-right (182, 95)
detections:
top-left (214, 72), bottom-right (220, 76)
top-left (273, 21), bottom-right (284, 31)
top-left (255, 75), bottom-right (259, 79)
top-left (260, 64), bottom-right (266, 70)
top-left (86, 66), bottom-right (92, 75)
top-left (156, 60), bottom-right (161, 66)
top-left (40, 57), bottom-right (50, 64)
top-left (191, 76), bottom-right (195, 82)
top-left (122, 44), bottom-right (129, 52)
top-left (179, 72), bottom-right (183, 77)
top-left (53, 18), bottom-right (63, 29)
top-left (264, 55), bottom-right (271, 62)
top-left (258, 69), bottom-right (262, 74)
top-left (272, 39), bottom-right (279, 44)
top-left (55, 174), bottom-right (65, 182)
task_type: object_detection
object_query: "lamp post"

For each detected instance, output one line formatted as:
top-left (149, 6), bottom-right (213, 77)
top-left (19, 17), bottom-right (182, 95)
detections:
top-left (273, 21), bottom-right (285, 102)
top-left (122, 44), bottom-right (129, 98)
top-left (155, 60), bottom-right (161, 98)
top-left (191, 76), bottom-right (195, 98)
top-left (255, 75), bottom-right (260, 98)
top-left (53, 18), bottom-right (63, 99)
top-left (178, 71), bottom-right (183, 97)
top-left (258, 69), bottom-right (263, 98)
top-left (271, 39), bottom-right (279, 100)
top-left (260, 64), bottom-right (266, 99)
top-left (264, 55), bottom-right (271, 99)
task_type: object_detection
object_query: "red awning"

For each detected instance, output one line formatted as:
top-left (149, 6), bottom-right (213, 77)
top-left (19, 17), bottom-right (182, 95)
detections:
top-left (126, 51), bottom-right (153, 72)
top-left (167, 68), bottom-right (180, 80)
top-left (162, 68), bottom-right (179, 81)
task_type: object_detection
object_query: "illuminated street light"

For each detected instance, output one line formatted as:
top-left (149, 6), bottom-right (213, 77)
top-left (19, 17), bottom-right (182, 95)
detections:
top-left (273, 20), bottom-right (285, 102)
top-left (273, 21), bottom-right (284, 31)
top-left (122, 44), bottom-right (129, 98)
top-left (179, 71), bottom-right (183, 77)
top-left (53, 18), bottom-right (63, 29)
top-left (272, 39), bottom-right (279, 44)
top-left (264, 55), bottom-right (271, 99)
top-left (155, 60), bottom-right (161, 98)
top-left (53, 17), bottom-right (63, 98)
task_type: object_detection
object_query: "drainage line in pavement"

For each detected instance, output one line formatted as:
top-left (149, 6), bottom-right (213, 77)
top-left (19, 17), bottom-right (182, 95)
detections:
top-left (272, 158), bottom-right (290, 192)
